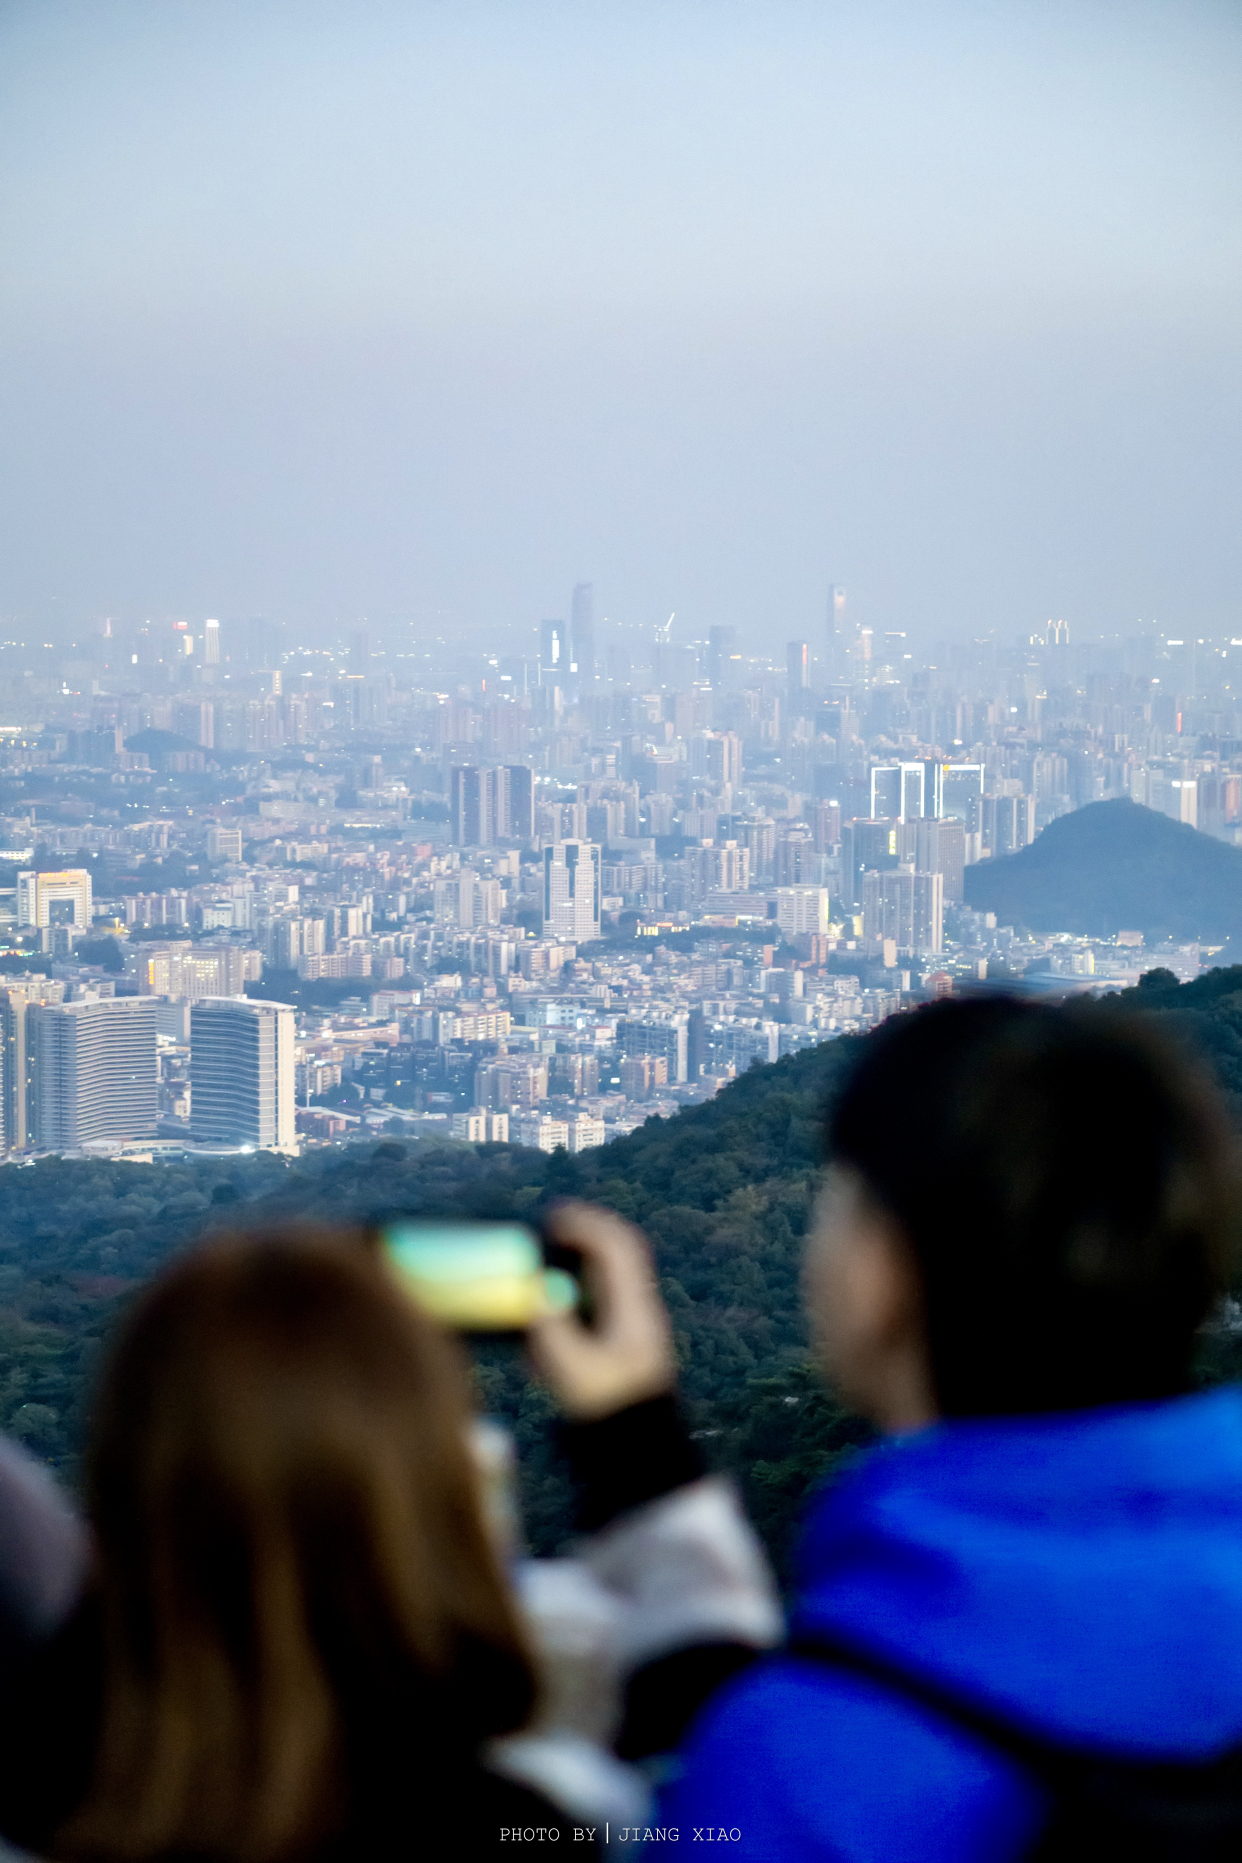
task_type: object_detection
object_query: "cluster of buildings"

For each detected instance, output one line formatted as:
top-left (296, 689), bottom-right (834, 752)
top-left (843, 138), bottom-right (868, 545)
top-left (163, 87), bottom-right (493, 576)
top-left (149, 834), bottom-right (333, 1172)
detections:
top-left (0, 595), bottom-right (1230, 1159)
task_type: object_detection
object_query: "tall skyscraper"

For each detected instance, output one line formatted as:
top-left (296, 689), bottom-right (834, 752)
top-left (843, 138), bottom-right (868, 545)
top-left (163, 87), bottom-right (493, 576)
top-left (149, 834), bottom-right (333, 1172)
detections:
top-left (539, 619), bottom-right (567, 686)
top-left (29, 997), bottom-right (158, 1149)
top-left (203, 618), bottom-right (221, 666)
top-left (935, 762), bottom-right (985, 823)
top-left (191, 998), bottom-right (297, 1153)
top-left (870, 764), bottom-right (926, 822)
top-left (16, 868), bottom-right (93, 929)
top-left (542, 840), bottom-right (601, 941)
top-left (707, 625), bottom-right (738, 688)
top-left (570, 583), bottom-right (595, 682)
top-left (494, 764), bottom-right (534, 841)
top-left (0, 975), bottom-right (66, 1152)
top-left (863, 869), bottom-right (943, 957)
top-left (451, 765), bottom-right (534, 846)
top-left (826, 586), bottom-right (847, 679)
top-left (786, 640), bottom-right (809, 705)
top-left (349, 627), bottom-right (370, 675)
top-left (451, 767), bottom-right (494, 848)
top-left (899, 818), bottom-right (966, 903)
top-left (841, 818), bottom-right (899, 908)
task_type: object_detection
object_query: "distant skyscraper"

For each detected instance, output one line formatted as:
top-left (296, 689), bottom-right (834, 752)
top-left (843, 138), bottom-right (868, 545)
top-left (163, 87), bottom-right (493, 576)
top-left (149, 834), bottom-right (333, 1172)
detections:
top-left (191, 998), bottom-right (297, 1153)
top-left (708, 625), bottom-right (738, 687)
top-left (451, 766), bottom-right (494, 848)
top-left (250, 617), bottom-right (284, 670)
top-left (935, 762), bottom-right (984, 823)
top-left (542, 840), bottom-right (601, 941)
top-left (495, 764), bottom-right (534, 841)
top-left (451, 765), bottom-right (534, 846)
top-left (870, 763), bottom-right (926, 822)
top-left (842, 818), bottom-right (899, 908)
top-left (349, 627), bottom-right (370, 675)
top-left (786, 640), bottom-right (809, 705)
top-left (539, 619), bottom-right (567, 686)
top-left (29, 997), bottom-right (158, 1149)
top-left (203, 618), bottom-right (220, 666)
top-left (826, 586), bottom-right (846, 679)
top-left (571, 583), bottom-right (595, 682)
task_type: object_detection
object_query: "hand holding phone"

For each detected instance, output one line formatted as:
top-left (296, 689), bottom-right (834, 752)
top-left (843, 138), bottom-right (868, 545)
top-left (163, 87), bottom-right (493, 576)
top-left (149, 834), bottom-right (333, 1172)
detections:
top-left (526, 1202), bottom-right (676, 1421)
top-left (379, 1221), bottom-right (578, 1333)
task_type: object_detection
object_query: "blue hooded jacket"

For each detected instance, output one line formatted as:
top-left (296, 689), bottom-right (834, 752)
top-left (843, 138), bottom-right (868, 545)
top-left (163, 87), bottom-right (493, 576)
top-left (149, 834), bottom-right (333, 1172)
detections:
top-left (661, 1387), bottom-right (1242, 1861)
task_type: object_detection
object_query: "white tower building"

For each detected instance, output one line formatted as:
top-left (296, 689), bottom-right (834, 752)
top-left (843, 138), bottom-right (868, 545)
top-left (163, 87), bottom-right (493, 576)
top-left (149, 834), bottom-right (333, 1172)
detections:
top-left (542, 840), bottom-right (601, 942)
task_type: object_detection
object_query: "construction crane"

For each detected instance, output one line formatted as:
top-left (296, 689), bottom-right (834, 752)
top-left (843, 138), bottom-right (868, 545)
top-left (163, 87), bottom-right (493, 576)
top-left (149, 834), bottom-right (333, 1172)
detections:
top-left (655, 611), bottom-right (675, 643)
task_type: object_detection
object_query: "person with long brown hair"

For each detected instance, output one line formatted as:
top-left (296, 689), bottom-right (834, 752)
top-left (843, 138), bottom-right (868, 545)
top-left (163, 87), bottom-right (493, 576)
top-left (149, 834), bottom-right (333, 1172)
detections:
top-left (0, 1228), bottom-right (588, 1858)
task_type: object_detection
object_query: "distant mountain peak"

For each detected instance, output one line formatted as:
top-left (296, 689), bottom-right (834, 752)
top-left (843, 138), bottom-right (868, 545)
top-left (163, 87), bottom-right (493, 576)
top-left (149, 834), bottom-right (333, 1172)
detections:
top-left (963, 798), bottom-right (1242, 941)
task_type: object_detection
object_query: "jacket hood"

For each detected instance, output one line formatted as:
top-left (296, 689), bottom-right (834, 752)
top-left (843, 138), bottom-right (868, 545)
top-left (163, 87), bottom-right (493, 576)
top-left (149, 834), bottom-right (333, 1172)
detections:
top-left (792, 1386), bottom-right (1242, 1759)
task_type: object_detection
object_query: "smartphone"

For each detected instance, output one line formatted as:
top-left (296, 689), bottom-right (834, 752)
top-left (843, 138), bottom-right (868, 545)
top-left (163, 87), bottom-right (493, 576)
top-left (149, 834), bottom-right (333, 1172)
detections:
top-left (378, 1219), bottom-right (579, 1332)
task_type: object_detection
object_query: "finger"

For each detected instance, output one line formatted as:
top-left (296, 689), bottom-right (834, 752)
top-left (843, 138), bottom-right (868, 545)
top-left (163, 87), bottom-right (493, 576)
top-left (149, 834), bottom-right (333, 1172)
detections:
top-left (544, 1202), bottom-right (659, 1327)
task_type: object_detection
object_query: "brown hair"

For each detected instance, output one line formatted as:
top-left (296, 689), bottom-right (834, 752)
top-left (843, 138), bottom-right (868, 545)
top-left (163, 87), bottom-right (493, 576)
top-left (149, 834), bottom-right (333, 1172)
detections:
top-left (61, 1228), bottom-right (534, 1861)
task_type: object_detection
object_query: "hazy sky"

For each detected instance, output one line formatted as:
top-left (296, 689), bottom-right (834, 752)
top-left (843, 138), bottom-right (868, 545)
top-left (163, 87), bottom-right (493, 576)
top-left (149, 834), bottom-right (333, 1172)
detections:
top-left (2, 1), bottom-right (1240, 653)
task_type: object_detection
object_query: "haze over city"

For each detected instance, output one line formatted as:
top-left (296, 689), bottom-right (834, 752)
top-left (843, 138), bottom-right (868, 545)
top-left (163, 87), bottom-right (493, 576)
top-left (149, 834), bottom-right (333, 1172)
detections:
top-left (2, 1), bottom-right (1241, 650)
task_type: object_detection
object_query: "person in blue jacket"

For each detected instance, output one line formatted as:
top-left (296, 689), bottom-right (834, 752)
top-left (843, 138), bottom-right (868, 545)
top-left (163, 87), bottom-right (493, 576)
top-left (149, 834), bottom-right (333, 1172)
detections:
top-left (662, 996), bottom-right (1242, 1861)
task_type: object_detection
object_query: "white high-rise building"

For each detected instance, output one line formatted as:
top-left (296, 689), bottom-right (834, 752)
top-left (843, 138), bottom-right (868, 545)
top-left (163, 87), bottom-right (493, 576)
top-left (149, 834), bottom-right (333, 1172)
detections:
top-left (16, 868), bottom-right (93, 929)
top-left (191, 998), bottom-right (297, 1153)
top-left (29, 997), bottom-right (158, 1149)
top-left (773, 887), bottom-right (831, 939)
top-left (203, 618), bottom-right (221, 665)
top-left (542, 839), bottom-right (601, 941)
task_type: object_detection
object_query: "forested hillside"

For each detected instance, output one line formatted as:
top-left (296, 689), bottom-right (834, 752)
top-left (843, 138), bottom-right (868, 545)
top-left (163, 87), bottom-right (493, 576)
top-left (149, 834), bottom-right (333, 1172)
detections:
top-left (3, 968), bottom-right (1242, 1572)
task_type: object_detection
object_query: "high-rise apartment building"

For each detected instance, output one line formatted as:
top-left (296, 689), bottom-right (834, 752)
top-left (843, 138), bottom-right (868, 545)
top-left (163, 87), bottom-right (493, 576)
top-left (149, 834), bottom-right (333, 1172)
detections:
top-left (191, 998), bottom-right (297, 1153)
top-left (451, 767), bottom-right (493, 848)
top-left (451, 765), bottom-right (535, 846)
top-left (203, 618), bottom-right (220, 666)
top-left (617, 1014), bottom-right (689, 1084)
top-left (688, 730), bottom-right (742, 790)
top-left (862, 868), bottom-right (944, 957)
top-left (0, 975), bottom-right (66, 1152)
top-left (542, 839), bottom-right (601, 941)
top-left (841, 818), bottom-right (899, 908)
top-left (16, 869), bottom-right (93, 929)
top-left (981, 793), bottom-right (1037, 857)
top-left (132, 942), bottom-right (260, 1001)
top-left (495, 764), bottom-right (534, 841)
top-left (773, 887), bottom-right (831, 939)
top-left (29, 997), bottom-right (158, 1149)
top-left (898, 818), bottom-right (967, 904)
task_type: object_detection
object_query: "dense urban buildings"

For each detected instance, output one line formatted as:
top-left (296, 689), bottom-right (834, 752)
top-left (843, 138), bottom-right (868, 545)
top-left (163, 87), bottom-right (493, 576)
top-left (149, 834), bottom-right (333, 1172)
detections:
top-left (0, 596), bottom-right (1227, 1156)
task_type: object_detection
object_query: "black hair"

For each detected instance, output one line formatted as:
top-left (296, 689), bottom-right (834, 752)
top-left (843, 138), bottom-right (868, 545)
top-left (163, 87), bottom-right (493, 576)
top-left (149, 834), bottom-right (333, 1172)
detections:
top-left (827, 995), bottom-right (1239, 1416)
